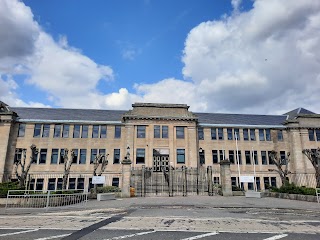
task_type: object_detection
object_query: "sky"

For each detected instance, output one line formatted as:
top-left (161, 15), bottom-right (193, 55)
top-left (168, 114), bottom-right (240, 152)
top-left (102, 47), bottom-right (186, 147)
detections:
top-left (0, 0), bottom-right (320, 114)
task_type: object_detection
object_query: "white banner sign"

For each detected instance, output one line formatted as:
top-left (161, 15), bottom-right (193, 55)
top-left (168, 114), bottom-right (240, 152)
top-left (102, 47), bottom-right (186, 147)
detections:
top-left (92, 176), bottom-right (105, 184)
top-left (240, 176), bottom-right (254, 183)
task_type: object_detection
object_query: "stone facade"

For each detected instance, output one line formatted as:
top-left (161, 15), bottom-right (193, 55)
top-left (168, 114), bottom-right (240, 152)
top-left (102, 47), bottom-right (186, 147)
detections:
top-left (0, 102), bottom-right (320, 192)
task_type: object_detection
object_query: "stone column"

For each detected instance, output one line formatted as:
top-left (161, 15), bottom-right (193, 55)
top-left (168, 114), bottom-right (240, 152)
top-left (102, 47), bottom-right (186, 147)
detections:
top-left (169, 167), bottom-right (173, 197)
top-left (182, 166), bottom-right (187, 196)
top-left (220, 160), bottom-right (232, 196)
top-left (121, 158), bottom-right (132, 198)
top-left (141, 165), bottom-right (145, 197)
top-left (207, 166), bottom-right (213, 196)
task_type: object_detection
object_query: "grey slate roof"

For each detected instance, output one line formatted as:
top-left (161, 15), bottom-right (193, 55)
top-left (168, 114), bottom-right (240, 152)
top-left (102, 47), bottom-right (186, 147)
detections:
top-left (284, 107), bottom-right (315, 120)
top-left (11, 107), bottom-right (288, 126)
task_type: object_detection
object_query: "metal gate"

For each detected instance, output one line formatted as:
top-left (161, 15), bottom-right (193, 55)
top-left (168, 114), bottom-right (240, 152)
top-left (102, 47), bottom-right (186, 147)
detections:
top-left (130, 166), bottom-right (220, 197)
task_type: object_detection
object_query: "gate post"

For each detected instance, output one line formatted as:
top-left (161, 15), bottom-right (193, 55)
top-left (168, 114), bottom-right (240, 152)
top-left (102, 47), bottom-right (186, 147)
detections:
top-left (121, 157), bottom-right (132, 198)
top-left (220, 160), bottom-right (233, 196)
top-left (141, 165), bottom-right (145, 197)
top-left (169, 167), bottom-right (173, 197)
top-left (207, 166), bottom-right (213, 196)
top-left (182, 166), bottom-right (187, 196)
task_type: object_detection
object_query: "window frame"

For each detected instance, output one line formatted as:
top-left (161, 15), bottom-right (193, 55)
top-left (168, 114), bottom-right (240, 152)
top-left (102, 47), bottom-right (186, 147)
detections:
top-left (177, 149), bottom-right (185, 164)
top-left (176, 126), bottom-right (185, 139)
top-left (136, 148), bottom-right (145, 164)
top-left (18, 123), bottom-right (26, 137)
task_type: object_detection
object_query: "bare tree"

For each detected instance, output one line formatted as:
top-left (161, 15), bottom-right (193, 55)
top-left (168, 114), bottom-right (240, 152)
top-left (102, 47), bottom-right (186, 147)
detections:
top-left (268, 150), bottom-right (291, 186)
top-left (302, 148), bottom-right (320, 188)
top-left (14, 144), bottom-right (38, 188)
top-left (61, 149), bottom-right (75, 190)
top-left (93, 154), bottom-right (109, 176)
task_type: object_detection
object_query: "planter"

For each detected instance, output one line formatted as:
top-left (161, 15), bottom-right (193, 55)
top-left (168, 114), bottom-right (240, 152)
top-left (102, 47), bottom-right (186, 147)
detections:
top-left (267, 192), bottom-right (318, 202)
top-left (245, 191), bottom-right (263, 198)
top-left (232, 191), bottom-right (245, 196)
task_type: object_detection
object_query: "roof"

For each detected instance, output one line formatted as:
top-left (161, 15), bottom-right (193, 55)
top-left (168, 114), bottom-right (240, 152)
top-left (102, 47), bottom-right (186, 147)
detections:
top-left (10, 106), bottom-right (287, 126)
top-left (195, 112), bottom-right (287, 126)
top-left (284, 108), bottom-right (316, 120)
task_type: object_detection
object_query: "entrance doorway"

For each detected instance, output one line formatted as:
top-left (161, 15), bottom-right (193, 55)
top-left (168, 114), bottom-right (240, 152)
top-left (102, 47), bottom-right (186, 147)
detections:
top-left (153, 148), bottom-right (169, 172)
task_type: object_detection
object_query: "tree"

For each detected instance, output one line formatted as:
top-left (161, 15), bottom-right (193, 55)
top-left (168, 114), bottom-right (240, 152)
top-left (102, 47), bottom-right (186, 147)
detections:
top-left (14, 144), bottom-right (38, 188)
top-left (302, 148), bottom-right (320, 188)
top-left (61, 149), bottom-right (75, 190)
top-left (93, 154), bottom-right (109, 176)
top-left (268, 150), bottom-right (291, 186)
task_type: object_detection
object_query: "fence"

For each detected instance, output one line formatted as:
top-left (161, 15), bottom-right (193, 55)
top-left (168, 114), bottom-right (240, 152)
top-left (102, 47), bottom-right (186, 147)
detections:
top-left (5, 190), bottom-right (88, 210)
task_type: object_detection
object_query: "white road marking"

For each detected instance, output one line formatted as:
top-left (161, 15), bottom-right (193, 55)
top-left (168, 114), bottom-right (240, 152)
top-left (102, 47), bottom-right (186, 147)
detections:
top-left (180, 232), bottom-right (219, 240)
top-left (104, 230), bottom-right (156, 239)
top-left (34, 233), bottom-right (71, 240)
top-left (263, 234), bottom-right (288, 240)
top-left (0, 228), bottom-right (39, 236)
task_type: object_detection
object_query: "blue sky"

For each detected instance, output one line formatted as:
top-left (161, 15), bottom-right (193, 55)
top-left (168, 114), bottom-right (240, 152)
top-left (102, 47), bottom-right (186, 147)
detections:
top-left (1, 0), bottom-right (320, 114)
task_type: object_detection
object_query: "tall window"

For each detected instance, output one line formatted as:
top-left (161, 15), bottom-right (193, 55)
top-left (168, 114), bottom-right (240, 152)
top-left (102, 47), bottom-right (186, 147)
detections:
top-left (280, 151), bottom-right (286, 164)
top-left (79, 149), bottom-right (86, 164)
top-left (277, 130), bottom-right (283, 141)
top-left (154, 125), bottom-right (160, 138)
top-left (62, 125), bottom-right (69, 138)
top-left (259, 129), bottom-right (265, 141)
top-left (212, 150), bottom-right (218, 164)
top-left (219, 150), bottom-right (225, 161)
top-left (199, 149), bottom-right (205, 165)
top-left (36, 179), bottom-right (44, 190)
top-left (72, 149), bottom-right (78, 164)
top-left (266, 129), bottom-right (271, 141)
top-left (73, 125), bottom-right (80, 138)
top-left (218, 128), bottom-right (224, 140)
top-left (48, 178), bottom-right (56, 190)
top-left (113, 149), bottom-right (120, 164)
top-left (137, 126), bottom-right (146, 138)
top-left (33, 124), bottom-right (41, 137)
top-left (253, 151), bottom-right (258, 165)
top-left (236, 150), bottom-right (242, 164)
top-left (81, 125), bottom-right (88, 138)
top-left (92, 125), bottom-right (99, 138)
top-left (245, 150), bottom-right (251, 164)
top-left (211, 128), bottom-right (217, 140)
top-left (54, 124), bottom-right (61, 138)
top-left (227, 128), bottom-right (233, 140)
top-left (60, 149), bottom-right (65, 164)
top-left (115, 126), bottom-right (121, 138)
top-left (14, 148), bottom-right (23, 163)
top-left (243, 129), bottom-right (249, 141)
top-left (18, 124), bottom-right (26, 137)
top-left (39, 149), bottom-right (47, 164)
top-left (176, 127), bottom-right (185, 139)
top-left (99, 149), bottom-right (106, 156)
top-left (77, 178), bottom-right (85, 189)
top-left (162, 126), bottom-right (168, 138)
top-left (261, 151), bottom-right (267, 165)
top-left (271, 177), bottom-right (277, 187)
top-left (316, 129), bottom-right (320, 141)
top-left (112, 178), bottom-right (120, 187)
top-left (229, 150), bottom-right (235, 164)
top-left (268, 151), bottom-right (273, 164)
top-left (51, 149), bottom-right (59, 164)
top-left (100, 125), bottom-right (107, 138)
top-left (69, 178), bottom-right (76, 190)
top-left (136, 148), bottom-right (145, 164)
top-left (198, 127), bottom-right (204, 140)
top-left (177, 149), bottom-right (185, 164)
top-left (250, 129), bottom-right (256, 141)
top-left (42, 124), bottom-right (50, 137)
top-left (308, 129), bottom-right (315, 141)
top-left (90, 149), bottom-right (97, 164)
top-left (234, 128), bottom-right (240, 140)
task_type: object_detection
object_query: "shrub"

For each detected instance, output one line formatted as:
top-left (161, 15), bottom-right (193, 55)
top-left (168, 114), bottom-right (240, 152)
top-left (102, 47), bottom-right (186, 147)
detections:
top-left (90, 186), bottom-right (121, 194)
top-left (271, 183), bottom-right (316, 196)
top-left (0, 182), bottom-right (24, 198)
top-left (232, 185), bottom-right (243, 191)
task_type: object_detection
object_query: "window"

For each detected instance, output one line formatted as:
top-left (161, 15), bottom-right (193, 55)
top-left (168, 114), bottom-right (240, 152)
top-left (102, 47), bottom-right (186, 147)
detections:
top-left (271, 177), bottom-right (277, 187)
top-left (218, 128), bottom-right (224, 140)
top-left (54, 124), bottom-right (61, 138)
top-left (29, 179), bottom-right (35, 191)
top-left (308, 129), bottom-right (315, 141)
top-left (253, 151), bottom-right (258, 165)
top-left (248, 182), bottom-right (254, 190)
top-left (199, 149), bottom-right (205, 165)
top-left (137, 126), bottom-right (146, 138)
top-left (212, 150), bottom-right (218, 164)
top-left (99, 149), bottom-right (106, 156)
top-left (211, 128), bottom-right (217, 140)
top-left (245, 151), bottom-right (251, 164)
top-left (213, 177), bottom-right (220, 184)
top-left (81, 125), bottom-right (88, 138)
top-left (112, 177), bottom-right (120, 187)
top-left (250, 129), bottom-right (256, 141)
top-left (176, 127), bottom-right (185, 139)
top-left (90, 149), bottom-right (97, 164)
top-left (162, 126), bottom-right (168, 138)
top-left (36, 179), bottom-right (44, 190)
top-left (48, 178), bottom-right (56, 191)
top-left (42, 124), bottom-right (50, 137)
top-left (261, 151), bottom-right (267, 165)
top-left (92, 125), bottom-right (99, 138)
top-left (72, 149), bottom-right (78, 164)
top-left (113, 149), bottom-right (120, 164)
top-left (136, 148), bottom-right (145, 164)
top-left (256, 177), bottom-right (261, 191)
top-left (219, 150), bottom-right (225, 161)
top-left (316, 129), bottom-right (320, 141)
top-left (57, 178), bottom-right (63, 190)
top-left (266, 129), bottom-right (271, 141)
top-left (68, 178), bottom-right (76, 190)
top-left (73, 125), bottom-right (80, 138)
top-left (62, 125), bottom-right (69, 138)
top-left (243, 129), bottom-right (249, 141)
top-left (259, 129), bottom-right (265, 141)
top-left (115, 126), bottom-right (121, 138)
top-left (39, 149), bottom-right (47, 164)
top-left (60, 149), bottom-right (65, 164)
top-left (231, 177), bottom-right (237, 187)
top-left (154, 125), bottom-right (160, 138)
top-left (229, 150), bottom-right (235, 164)
top-left (234, 128), bottom-right (240, 140)
top-left (14, 148), bottom-right (23, 163)
top-left (227, 128), bottom-right (233, 140)
top-left (177, 149), bottom-right (185, 164)
top-left (18, 124), bottom-right (26, 137)
top-left (33, 124), bottom-right (41, 137)
top-left (236, 150), bottom-right (242, 164)
top-left (79, 149), bottom-right (86, 164)
top-left (77, 178), bottom-right (84, 189)
top-left (198, 128), bottom-right (204, 140)
top-left (100, 125), bottom-right (107, 138)
top-left (51, 149), bottom-right (59, 164)
top-left (280, 151), bottom-right (286, 165)
top-left (268, 151), bottom-right (273, 164)
top-left (277, 130), bottom-right (283, 141)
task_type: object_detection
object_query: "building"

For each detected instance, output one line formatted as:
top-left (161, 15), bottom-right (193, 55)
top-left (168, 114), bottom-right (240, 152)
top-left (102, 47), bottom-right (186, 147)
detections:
top-left (0, 101), bottom-right (319, 192)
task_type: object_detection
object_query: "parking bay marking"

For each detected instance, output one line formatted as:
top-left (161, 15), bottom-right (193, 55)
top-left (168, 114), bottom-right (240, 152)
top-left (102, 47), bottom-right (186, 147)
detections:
top-left (104, 230), bottom-right (156, 240)
top-left (0, 228), bottom-right (39, 237)
top-left (180, 232), bottom-right (219, 240)
top-left (263, 234), bottom-right (288, 240)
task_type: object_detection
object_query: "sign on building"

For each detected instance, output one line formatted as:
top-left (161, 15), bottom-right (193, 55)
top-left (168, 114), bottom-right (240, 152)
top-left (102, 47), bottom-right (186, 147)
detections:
top-left (92, 176), bottom-right (105, 184)
top-left (240, 176), bottom-right (254, 183)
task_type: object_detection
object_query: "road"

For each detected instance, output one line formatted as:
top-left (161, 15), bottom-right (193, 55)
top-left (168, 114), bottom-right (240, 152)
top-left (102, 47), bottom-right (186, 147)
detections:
top-left (0, 196), bottom-right (319, 239)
